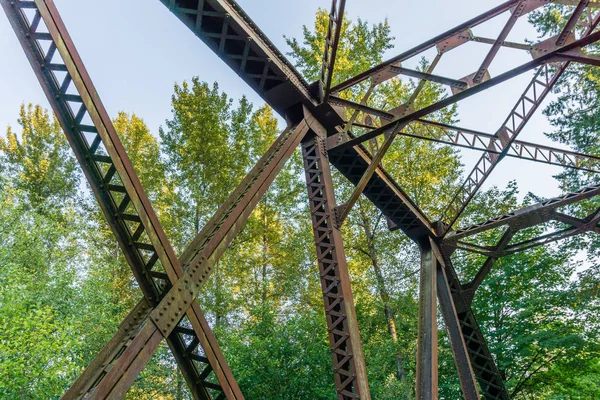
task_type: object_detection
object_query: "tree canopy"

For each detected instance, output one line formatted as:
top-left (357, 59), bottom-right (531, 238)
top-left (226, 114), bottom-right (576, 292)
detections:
top-left (0, 6), bottom-right (599, 400)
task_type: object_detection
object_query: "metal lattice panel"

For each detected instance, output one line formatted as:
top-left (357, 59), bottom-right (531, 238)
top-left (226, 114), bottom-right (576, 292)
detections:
top-left (3, 0), bottom-right (600, 398)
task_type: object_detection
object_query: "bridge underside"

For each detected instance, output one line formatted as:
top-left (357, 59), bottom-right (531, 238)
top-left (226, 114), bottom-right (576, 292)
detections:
top-left (2, 0), bottom-right (599, 399)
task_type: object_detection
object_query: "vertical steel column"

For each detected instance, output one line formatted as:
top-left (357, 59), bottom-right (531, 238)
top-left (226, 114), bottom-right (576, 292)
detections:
top-left (432, 242), bottom-right (480, 399)
top-left (416, 239), bottom-right (438, 399)
top-left (301, 128), bottom-right (370, 400)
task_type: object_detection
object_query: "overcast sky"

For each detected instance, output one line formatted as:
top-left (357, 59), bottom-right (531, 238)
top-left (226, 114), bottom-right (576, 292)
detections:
top-left (0, 0), bottom-right (576, 213)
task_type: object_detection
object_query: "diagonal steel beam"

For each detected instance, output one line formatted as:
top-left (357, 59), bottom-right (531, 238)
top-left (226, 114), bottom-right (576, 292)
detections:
top-left (320, 0), bottom-right (346, 102)
top-left (405, 120), bottom-right (600, 172)
top-left (326, 110), bottom-right (600, 173)
top-left (329, 28), bottom-right (600, 152)
top-left (330, 0), bottom-right (522, 93)
top-left (161, 0), bottom-right (434, 242)
top-left (557, 0), bottom-right (591, 47)
top-left (389, 65), bottom-right (468, 90)
top-left (462, 228), bottom-right (515, 305)
top-left (160, 0), bottom-right (315, 115)
top-left (444, 183), bottom-right (600, 244)
top-left (334, 128), bottom-right (401, 227)
top-left (84, 117), bottom-right (310, 398)
top-left (301, 118), bottom-right (370, 399)
top-left (431, 240), bottom-right (480, 400)
top-left (1, 1), bottom-right (244, 398)
top-left (436, 250), bottom-right (510, 400)
top-left (502, 206), bottom-right (600, 255)
top-left (472, 0), bottom-right (527, 84)
top-left (440, 13), bottom-right (600, 231)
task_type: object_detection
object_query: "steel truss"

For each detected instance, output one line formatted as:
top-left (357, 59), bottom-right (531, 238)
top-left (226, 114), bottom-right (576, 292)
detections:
top-left (2, 0), bottom-right (600, 399)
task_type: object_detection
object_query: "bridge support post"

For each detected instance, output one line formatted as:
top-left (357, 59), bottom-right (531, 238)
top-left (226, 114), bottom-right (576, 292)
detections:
top-left (416, 239), bottom-right (439, 399)
top-left (301, 130), bottom-right (370, 400)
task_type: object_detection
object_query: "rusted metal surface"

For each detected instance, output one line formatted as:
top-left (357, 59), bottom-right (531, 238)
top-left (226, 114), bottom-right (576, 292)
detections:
top-left (5, 0), bottom-right (600, 398)
top-left (63, 299), bottom-right (152, 399)
top-left (302, 122), bottom-right (370, 399)
top-left (329, 28), bottom-right (600, 152)
top-left (325, 112), bottom-right (600, 173)
top-left (159, 0), bottom-right (313, 115)
top-left (441, 13), bottom-right (600, 231)
top-left (445, 183), bottom-right (600, 243)
top-left (431, 241), bottom-right (479, 400)
top-left (88, 119), bottom-right (309, 397)
top-left (436, 251), bottom-right (510, 400)
top-left (416, 240), bottom-right (438, 399)
top-left (1, 1), bottom-right (243, 398)
top-left (472, 0), bottom-right (527, 84)
top-left (331, 0), bottom-right (522, 93)
top-left (320, 0), bottom-right (346, 102)
top-left (334, 127), bottom-right (401, 227)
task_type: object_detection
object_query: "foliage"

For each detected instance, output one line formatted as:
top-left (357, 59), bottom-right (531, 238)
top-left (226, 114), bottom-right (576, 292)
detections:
top-left (1, 5), bottom-right (600, 400)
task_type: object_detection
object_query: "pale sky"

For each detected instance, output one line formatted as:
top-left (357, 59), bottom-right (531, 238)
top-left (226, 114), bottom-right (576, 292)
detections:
top-left (0, 0), bottom-right (575, 217)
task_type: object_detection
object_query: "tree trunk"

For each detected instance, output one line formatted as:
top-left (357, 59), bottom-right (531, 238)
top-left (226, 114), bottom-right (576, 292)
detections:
top-left (358, 200), bottom-right (405, 381)
top-left (261, 195), bottom-right (269, 317)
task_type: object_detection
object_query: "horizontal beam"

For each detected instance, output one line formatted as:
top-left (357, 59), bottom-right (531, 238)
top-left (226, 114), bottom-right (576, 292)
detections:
top-left (452, 213), bottom-right (600, 258)
top-left (330, 0), bottom-right (521, 93)
top-left (405, 120), bottom-right (600, 172)
top-left (445, 183), bottom-right (600, 243)
top-left (330, 29), bottom-right (600, 152)
top-left (329, 113), bottom-right (600, 173)
top-left (389, 65), bottom-right (468, 89)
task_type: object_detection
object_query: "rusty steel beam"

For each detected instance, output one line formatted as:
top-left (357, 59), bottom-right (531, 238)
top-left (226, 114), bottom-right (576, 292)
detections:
top-left (436, 250), bottom-right (510, 400)
top-left (161, 0), bottom-right (433, 243)
top-left (64, 299), bottom-right (152, 399)
top-left (416, 240), bottom-right (439, 399)
top-left (431, 241), bottom-right (480, 400)
top-left (462, 229), bottom-right (515, 305)
top-left (502, 207), bottom-right (600, 255)
top-left (472, 0), bottom-right (527, 84)
top-left (159, 0), bottom-right (314, 116)
top-left (320, 0), bottom-right (346, 102)
top-left (334, 128), bottom-right (400, 227)
top-left (1, 1), bottom-right (243, 398)
top-left (302, 123), bottom-right (370, 399)
top-left (389, 65), bottom-right (468, 90)
top-left (445, 183), bottom-right (600, 244)
top-left (441, 13), bottom-right (600, 230)
top-left (452, 211), bottom-right (600, 259)
top-left (405, 120), bottom-right (600, 172)
top-left (85, 118), bottom-right (310, 398)
top-left (329, 0), bottom-right (594, 94)
top-left (329, 96), bottom-right (395, 122)
top-left (327, 133), bottom-right (435, 238)
top-left (471, 36), bottom-right (533, 51)
top-left (556, 0), bottom-right (590, 47)
top-left (330, 0), bottom-right (522, 93)
top-left (330, 28), bottom-right (600, 152)
top-left (503, 226), bottom-right (581, 255)
top-left (326, 111), bottom-right (600, 173)
top-left (554, 51), bottom-right (600, 66)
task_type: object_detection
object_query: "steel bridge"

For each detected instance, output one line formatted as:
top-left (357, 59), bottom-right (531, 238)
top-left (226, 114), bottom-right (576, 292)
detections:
top-left (2, 0), bottom-right (599, 398)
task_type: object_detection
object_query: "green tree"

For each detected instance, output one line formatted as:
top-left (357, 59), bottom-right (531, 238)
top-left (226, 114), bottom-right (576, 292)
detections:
top-left (0, 104), bottom-right (86, 398)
